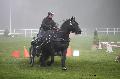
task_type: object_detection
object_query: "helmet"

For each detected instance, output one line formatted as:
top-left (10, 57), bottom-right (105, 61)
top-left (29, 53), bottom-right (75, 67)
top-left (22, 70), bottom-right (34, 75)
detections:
top-left (48, 11), bottom-right (54, 15)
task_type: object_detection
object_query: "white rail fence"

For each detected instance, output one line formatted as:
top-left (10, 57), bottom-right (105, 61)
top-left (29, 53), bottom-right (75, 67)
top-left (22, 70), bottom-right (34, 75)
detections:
top-left (0, 28), bottom-right (87, 37)
top-left (96, 28), bottom-right (120, 35)
top-left (1, 28), bottom-right (119, 37)
top-left (12, 29), bottom-right (39, 37)
top-left (0, 29), bottom-right (39, 37)
top-left (0, 30), bottom-right (4, 35)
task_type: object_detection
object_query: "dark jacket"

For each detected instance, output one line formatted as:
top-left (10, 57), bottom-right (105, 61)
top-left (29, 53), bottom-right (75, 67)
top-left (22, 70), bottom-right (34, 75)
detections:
top-left (40, 16), bottom-right (57, 31)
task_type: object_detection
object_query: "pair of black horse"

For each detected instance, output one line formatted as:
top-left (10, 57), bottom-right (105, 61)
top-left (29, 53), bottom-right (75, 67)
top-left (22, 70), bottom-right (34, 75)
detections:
top-left (29, 17), bottom-right (82, 70)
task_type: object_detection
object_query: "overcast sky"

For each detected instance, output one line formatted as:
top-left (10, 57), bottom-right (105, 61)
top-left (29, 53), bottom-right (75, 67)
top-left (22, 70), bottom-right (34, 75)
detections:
top-left (0, 0), bottom-right (120, 29)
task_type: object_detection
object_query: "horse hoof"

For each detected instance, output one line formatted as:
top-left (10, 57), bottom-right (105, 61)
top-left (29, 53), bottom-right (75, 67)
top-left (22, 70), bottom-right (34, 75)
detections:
top-left (47, 62), bottom-right (52, 66)
top-left (30, 64), bottom-right (33, 67)
top-left (39, 65), bottom-right (41, 67)
top-left (40, 64), bottom-right (46, 67)
top-left (62, 67), bottom-right (67, 70)
top-left (29, 62), bottom-right (31, 64)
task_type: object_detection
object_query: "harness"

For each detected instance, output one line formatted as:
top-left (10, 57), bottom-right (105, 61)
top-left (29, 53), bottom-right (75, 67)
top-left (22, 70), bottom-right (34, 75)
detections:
top-left (54, 30), bottom-right (70, 42)
top-left (31, 29), bottom-right (70, 56)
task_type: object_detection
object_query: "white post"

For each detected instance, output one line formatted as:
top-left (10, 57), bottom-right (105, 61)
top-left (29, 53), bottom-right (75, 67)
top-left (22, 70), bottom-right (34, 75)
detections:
top-left (25, 29), bottom-right (27, 37)
top-left (107, 28), bottom-right (108, 35)
top-left (106, 43), bottom-right (113, 53)
top-left (9, 7), bottom-right (12, 34)
top-left (13, 29), bottom-right (15, 34)
top-left (96, 28), bottom-right (97, 31)
top-left (98, 41), bottom-right (102, 49)
top-left (114, 28), bottom-right (115, 35)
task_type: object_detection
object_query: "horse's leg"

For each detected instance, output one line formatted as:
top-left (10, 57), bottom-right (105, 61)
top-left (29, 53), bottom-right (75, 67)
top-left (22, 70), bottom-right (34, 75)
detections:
top-left (40, 53), bottom-right (46, 67)
top-left (29, 46), bottom-right (35, 67)
top-left (47, 46), bottom-right (55, 66)
top-left (39, 50), bottom-right (42, 66)
top-left (31, 55), bottom-right (35, 67)
top-left (61, 49), bottom-right (67, 70)
top-left (29, 55), bottom-right (32, 64)
top-left (47, 52), bottom-right (54, 66)
top-left (29, 51), bottom-right (35, 67)
top-left (40, 56), bottom-right (47, 67)
top-left (29, 47), bottom-right (32, 64)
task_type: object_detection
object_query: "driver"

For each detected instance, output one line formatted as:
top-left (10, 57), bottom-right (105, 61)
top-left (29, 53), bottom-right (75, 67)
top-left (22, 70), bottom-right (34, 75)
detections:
top-left (38, 12), bottom-right (58, 38)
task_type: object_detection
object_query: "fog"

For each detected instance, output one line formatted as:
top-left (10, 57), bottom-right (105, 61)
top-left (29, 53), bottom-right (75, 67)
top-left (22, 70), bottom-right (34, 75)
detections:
top-left (0, 0), bottom-right (120, 30)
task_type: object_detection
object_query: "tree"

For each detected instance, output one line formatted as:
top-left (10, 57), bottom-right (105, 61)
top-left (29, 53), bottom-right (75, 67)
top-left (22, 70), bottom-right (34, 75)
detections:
top-left (93, 30), bottom-right (99, 45)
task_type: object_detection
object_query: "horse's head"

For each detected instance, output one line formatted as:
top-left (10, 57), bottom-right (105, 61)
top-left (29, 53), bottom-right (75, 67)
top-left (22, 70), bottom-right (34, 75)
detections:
top-left (68, 16), bottom-right (82, 34)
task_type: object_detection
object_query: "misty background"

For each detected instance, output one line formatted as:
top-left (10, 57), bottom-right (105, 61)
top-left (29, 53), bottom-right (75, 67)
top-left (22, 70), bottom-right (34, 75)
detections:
top-left (0, 0), bottom-right (120, 31)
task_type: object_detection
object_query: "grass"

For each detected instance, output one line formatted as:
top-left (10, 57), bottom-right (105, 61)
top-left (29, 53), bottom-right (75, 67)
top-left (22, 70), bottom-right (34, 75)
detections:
top-left (0, 35), bottom-right (120, 79)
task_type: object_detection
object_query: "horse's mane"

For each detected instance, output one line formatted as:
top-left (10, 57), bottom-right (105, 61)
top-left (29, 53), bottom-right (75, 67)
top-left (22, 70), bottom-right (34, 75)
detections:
top-left (60, 19), bottom-right (70, 30)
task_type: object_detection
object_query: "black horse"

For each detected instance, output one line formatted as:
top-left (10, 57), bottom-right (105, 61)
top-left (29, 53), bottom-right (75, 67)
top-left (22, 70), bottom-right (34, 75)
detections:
top-left (29, 17), bottom-right (82, 70)
top-left (39, 17), bottom-right (81, 70)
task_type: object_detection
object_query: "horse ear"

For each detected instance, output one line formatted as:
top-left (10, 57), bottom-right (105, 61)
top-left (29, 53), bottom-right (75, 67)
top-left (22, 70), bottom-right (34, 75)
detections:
top-left (71, 16), bottom-right (75, 21)
top-left (71, 16), bottom-right (74, 21)
top-left (73, 17), bottom-right (75, 20)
